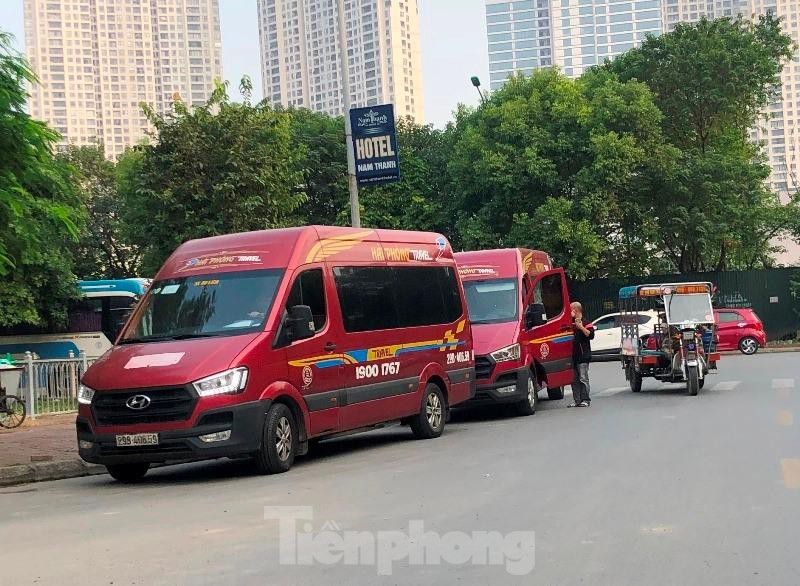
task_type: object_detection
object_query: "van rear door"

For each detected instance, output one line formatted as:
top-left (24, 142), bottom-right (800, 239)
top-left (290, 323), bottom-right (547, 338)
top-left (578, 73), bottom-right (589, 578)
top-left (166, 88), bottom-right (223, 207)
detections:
top-left (525, 268), bottom-right (574, 389)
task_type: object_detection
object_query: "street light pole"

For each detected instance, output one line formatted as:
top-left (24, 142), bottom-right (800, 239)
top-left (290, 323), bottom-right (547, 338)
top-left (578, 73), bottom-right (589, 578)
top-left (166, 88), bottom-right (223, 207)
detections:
top-left (470, 76), bottom-right (487, 105)
top-left (338, 0), bottom-right (361, 228)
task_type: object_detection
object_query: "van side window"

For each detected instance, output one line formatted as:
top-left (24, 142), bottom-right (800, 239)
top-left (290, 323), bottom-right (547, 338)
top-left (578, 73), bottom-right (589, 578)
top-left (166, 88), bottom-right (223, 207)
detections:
top-left (333, 267), bottom-right (398, 332)
top-left (532, 274), bottom-right (565, 321)
top-left (394, 266), bottom-right (463, 327)
top-left (333, 266), bottom-right (463, 333)
top-left (286, 269), bottom-right (327, 331)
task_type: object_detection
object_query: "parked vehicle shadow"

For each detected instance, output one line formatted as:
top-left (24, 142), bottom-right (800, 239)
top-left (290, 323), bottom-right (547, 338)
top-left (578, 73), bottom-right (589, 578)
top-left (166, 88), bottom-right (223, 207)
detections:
top-left (95, 425), bottom-right (445, 486)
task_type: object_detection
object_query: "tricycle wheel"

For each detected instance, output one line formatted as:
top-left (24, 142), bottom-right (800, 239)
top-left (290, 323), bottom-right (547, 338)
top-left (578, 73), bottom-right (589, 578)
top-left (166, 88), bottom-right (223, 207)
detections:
top-left (628, 363), bottom-right (642, 393)
top-left (687, 365), bottom-right (700, 396)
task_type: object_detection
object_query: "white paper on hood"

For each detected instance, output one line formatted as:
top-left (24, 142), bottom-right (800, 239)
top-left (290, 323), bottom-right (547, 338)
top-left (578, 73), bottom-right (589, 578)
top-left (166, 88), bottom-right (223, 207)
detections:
top-left (124, 352), bottom-right (185, 369)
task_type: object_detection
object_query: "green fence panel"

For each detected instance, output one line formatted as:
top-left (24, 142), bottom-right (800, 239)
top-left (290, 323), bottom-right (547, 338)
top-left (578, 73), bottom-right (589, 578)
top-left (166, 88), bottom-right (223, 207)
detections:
top-left (569, 269), bottom-right (800, 341)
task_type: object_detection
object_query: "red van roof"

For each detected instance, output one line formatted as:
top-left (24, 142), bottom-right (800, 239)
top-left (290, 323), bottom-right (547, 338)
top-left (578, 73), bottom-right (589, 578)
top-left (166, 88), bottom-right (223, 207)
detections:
top-left (454, 248), bottom-right (552, 281)
top-left (156, 226), bottom-right (455, 279)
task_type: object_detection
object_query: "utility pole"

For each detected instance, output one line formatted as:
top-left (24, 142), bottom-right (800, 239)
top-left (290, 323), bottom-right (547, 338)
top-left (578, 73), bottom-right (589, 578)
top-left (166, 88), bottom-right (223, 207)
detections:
top-left (337, 0), bottom-right (361, 228)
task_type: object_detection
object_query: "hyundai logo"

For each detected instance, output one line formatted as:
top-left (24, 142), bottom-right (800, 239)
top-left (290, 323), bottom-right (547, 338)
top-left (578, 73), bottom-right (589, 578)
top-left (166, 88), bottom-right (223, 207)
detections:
top-left (125, 394), bottom-right (151, 410)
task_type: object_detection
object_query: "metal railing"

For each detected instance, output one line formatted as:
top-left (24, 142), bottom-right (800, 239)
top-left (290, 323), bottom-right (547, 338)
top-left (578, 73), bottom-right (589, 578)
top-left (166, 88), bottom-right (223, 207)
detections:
top-left (15, 351), bottom-right (97, 419)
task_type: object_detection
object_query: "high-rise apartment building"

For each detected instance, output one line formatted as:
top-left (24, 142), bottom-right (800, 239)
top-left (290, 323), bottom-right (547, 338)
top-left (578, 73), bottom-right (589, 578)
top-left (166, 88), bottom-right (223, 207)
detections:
top-left (257, 0), bottom-right (424, 120)
top-left (486, 0), bottom-right (554, 91)
top-left (486, 0), bottom-right (800, 204)
top-left (24, 0), bottom-right (223, 158)
top-left (487, 0), bottom-right (662, 88)
top-left (552, 0), bottom-right (663, 77)
top-left (663, 0), bottom-right (798, 203)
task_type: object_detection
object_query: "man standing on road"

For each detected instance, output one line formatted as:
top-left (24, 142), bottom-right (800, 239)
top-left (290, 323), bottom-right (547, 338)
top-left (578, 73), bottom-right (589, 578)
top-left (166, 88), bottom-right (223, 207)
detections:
top-left (569, 301), bottom-right (595, 408)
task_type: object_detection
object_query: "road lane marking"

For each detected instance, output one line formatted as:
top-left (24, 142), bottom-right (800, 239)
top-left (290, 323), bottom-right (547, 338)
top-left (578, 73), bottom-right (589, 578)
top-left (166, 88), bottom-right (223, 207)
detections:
top-left (772, 379), bottom-right (795, 390)
top-left (710, 380), bottom-right (740, 391)
top-left (640, 525), bottom-right (673, 534)
top-left (778, 411), bottom-right (794, 426)
top-left (595, 387), bottom-right (629, 397)
top-left (781, 459), bottom-right (800, 489)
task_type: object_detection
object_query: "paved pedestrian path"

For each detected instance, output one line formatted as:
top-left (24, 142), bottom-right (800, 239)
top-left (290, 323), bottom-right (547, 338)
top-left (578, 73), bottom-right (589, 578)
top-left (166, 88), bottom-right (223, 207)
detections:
top-left (0, 414), bottom-right (77, 468)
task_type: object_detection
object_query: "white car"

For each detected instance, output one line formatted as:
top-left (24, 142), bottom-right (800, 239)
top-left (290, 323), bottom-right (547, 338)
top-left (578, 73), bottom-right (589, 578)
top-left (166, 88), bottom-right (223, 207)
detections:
top-left (590, 310), bottom-right (660, 356)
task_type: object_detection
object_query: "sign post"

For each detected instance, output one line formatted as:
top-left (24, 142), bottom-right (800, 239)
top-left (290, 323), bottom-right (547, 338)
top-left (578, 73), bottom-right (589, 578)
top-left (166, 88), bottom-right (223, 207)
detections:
top-left (349, 104), bottom-right (401, 186)
top-left (337, 0), bottom-right (361, 227)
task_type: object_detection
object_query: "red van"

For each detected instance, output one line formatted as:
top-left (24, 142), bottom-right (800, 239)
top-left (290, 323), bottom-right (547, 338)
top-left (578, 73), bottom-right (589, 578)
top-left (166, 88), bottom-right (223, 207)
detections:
top-left (77, 227), bottom-right (474, 481)
top-left (454, 249), bottom-right (573, 415)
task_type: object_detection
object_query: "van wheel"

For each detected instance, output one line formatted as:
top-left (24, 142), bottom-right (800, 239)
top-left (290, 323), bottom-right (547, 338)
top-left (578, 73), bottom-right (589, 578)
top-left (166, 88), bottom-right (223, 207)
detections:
top-left (106, 463), bottom-right (149, 483)
top-left (410, 384), bottom-right (446, 439)
top-left (547, 386), bottom-right (564, 400)
top-left (254, 403), bottom-right (297, 474)
top-left (515, 374), bottom-right (539, 416)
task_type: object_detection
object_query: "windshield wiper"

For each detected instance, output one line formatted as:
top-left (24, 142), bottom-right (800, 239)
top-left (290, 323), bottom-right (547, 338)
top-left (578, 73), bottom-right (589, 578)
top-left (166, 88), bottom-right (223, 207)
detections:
top-left (118, 335), bottom-right (176, 345)
top-left (171, 333), bottom-right (221, 340)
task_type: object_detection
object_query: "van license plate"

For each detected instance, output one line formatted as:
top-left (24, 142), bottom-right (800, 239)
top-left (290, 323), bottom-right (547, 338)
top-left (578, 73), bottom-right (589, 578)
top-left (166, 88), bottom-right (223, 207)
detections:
top-left (115, 433), bottom-right (159, 447)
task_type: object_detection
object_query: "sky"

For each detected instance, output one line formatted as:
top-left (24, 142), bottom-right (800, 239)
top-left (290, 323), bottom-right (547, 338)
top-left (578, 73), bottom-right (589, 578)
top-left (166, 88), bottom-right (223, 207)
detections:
top-left (0, 0), bottom-right (488, 127)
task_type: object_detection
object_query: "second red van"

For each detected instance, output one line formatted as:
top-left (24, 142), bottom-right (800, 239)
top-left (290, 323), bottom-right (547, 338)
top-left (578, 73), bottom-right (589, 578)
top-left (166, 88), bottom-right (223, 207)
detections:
top-left (455, 249), bottom-right (574, 415)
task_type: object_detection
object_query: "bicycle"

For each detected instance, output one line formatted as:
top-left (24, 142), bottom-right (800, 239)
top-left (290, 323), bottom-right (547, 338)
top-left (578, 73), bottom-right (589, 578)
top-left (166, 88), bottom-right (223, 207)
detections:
top-left (0, 391), bottom-right (26, 429)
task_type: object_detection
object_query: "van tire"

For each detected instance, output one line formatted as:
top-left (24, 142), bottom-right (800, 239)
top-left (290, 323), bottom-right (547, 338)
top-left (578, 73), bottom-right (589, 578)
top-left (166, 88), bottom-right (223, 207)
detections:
top-left (515, 374), bottom-right (539, 416)
top-left (410, 384), bottom-right (446, 439)
top-left (547, 386), bottom-right (564, 400)
top-left (254, 403), bottom-right (297, 474)
top-left (106, 463), bottom-right (149, 483)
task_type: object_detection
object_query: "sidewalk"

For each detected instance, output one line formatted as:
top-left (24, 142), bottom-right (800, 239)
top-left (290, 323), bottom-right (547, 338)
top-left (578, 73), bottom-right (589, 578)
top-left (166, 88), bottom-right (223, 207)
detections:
top-left (0, 414), bottom-right (104, 487)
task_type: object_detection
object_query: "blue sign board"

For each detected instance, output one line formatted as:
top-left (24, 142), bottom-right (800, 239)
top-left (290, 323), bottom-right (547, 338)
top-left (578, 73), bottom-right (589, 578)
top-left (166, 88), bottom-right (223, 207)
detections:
top-left (349, 104), bottom-right (401, 186)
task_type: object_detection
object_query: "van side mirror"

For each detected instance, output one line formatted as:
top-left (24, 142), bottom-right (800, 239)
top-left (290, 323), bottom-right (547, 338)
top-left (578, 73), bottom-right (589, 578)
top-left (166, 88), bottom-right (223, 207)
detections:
top-left (525, 303), bottom-right (547, 329)
top-left (285, 305), bottom-right (315, 342)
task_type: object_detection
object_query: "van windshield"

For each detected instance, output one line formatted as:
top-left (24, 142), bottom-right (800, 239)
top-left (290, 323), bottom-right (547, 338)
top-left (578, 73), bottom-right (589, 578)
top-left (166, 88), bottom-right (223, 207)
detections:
top-left (120, 269), bottom-right (284, 343)
top-left (463, 279), bottom-right (519, 324)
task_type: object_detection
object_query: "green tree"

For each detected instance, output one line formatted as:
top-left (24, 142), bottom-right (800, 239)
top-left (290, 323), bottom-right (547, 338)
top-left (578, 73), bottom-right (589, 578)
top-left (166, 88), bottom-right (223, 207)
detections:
top-left (606, 15), bottom-right (798, 271)
top-left (122, 81), bottom-right (306, 274)
top-left (358, 118), bottom-right (453, 236)
top-left (446, 68), bottom-right (672, 277)
top-left (57, 145), bottom-right (142, 279)
top-left (287, 107), bottom-right (348, 226)
top-left (0, 31), bottom-right (83, 327)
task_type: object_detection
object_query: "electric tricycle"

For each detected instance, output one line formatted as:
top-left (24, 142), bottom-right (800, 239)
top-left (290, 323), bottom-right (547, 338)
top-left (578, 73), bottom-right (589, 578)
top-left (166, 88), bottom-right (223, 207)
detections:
top-left (619, 283), bottom-right (720, 396)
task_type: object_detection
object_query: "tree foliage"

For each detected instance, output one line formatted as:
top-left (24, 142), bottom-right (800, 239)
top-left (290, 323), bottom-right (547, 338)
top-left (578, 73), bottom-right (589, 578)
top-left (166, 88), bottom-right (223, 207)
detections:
top-left (606, 15), bottom-right (799, 272)
top-left (0, 32), bottom-right (82, 327)
top-left (122, 83), bottom-right (306, 274)
top-left (57, 145), bottom-right (142, 279)
top-left (446, 68), bottom-right (673, 278)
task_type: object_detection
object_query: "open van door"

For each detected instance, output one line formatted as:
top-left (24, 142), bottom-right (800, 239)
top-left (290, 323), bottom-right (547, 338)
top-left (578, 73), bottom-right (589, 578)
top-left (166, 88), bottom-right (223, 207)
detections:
top-left (523, 268), bottom-right (574, 393)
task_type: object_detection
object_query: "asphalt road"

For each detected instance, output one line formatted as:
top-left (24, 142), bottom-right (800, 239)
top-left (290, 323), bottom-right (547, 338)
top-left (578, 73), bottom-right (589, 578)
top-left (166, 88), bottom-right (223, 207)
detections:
top-left (2, 353), bottom-right (799, 585)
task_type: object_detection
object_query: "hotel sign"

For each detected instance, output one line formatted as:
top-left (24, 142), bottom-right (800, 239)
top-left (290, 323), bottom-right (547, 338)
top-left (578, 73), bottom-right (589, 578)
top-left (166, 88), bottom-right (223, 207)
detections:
top-left (349, 104), bottom-right (401, 186)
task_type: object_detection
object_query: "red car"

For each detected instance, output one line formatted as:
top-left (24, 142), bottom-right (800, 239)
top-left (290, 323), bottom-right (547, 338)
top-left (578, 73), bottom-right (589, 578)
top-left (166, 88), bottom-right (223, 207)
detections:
top-left (714, 308), bottom-right (766, 355)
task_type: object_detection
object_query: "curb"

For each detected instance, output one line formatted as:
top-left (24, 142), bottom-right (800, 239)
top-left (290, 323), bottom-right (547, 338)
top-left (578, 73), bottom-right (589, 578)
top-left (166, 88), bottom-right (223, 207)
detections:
top-left (759, 347), bottom-right (800, 353)
top-left (0, 459), bottom-right (105, 488)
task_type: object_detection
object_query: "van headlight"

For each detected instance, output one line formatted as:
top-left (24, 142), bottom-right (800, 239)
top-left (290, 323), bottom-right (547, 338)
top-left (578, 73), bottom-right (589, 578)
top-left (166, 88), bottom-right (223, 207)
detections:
top-left (490, 344), bottom-right (521, 363)
top-left (193, 367), bottom-right (249, 397)
top-left (77, 384), bottom-right (95, 405)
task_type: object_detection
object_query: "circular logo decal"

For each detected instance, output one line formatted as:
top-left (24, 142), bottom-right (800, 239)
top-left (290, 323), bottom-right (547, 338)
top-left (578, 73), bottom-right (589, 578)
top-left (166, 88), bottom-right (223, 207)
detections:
top-left (186, 257), bottom-right (200, 268)
top-left (540, 343), bottom-right (550, 359)
top-left (435, 236), bottom-right (447, 251)
top-left (302, 366), bottom-right (314, 387)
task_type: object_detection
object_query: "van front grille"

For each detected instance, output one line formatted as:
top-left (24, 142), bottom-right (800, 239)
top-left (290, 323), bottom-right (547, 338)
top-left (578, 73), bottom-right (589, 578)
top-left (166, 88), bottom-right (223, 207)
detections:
top-left (92, 387), bottom-right (196, 426)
